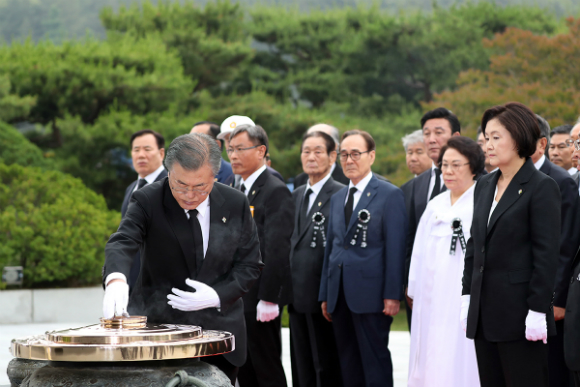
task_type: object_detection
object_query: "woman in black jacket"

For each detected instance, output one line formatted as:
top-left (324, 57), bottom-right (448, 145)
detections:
top-left (461, 102), bottom-right (561, 387)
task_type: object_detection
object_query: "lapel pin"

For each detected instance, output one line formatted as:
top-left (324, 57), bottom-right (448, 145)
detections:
top-left (318, 202), bottom-right (322, 207)
top-left (367, 192), bottom-right (371, 197)
top-left (252, 190), bottom-right (256, 195)
top-left (222, 217), bottom-right (227, 223)
top-left (518, 189), bottom-right (522, 195)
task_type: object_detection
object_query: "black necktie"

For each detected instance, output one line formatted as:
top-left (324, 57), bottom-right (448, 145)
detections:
top-left (430, 169), bottom-right (442, 200)
top-left (137, 178), bottom-right (147, 190)
top-left (344, 187), bottom-right (357, 226)
top-left (187, 210), bottom-right (204, 275)
top-left (240, 183), bottom-right (246, 194)
top-left (300, 188), bottom-right (313, 230)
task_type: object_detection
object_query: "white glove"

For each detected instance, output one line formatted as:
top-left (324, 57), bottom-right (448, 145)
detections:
top-left (167, 279), bottom-right (220, 311)
top-left (525, 310), bottom-right (547, 344)
top-left (460, 295), bottom-right (470, 332)
top-left (256, 300), bottom-right (279, 322)
top-left (103, 281), bottom-right (129, 319)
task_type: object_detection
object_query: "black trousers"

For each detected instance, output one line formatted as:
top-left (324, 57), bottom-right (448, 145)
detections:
top-left (289, 308), bottom-right (343, 387)
top-left (573, 371), bottom-right (580, 387)
top-left (548, 319), bottom-right (573, 387)
top-left (474, 320), bottom-right (549, 387)
top-left (237, 313), bottom-right (288, 387)
top-left (331, 280), bottom-right (393, 387)
top-left (203, 354), bottom-right (238, 385)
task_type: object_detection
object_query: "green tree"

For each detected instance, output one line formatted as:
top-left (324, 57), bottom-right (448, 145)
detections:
top-left (0, 121), bottom-right (52, 168)
top-left (0, 162), bottom-right (120, 288)
top-left (0, 74), bottom-right (36, 122)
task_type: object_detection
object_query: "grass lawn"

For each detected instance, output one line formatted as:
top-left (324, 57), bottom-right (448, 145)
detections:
top-left (281, 302), bottom-right (410, 332)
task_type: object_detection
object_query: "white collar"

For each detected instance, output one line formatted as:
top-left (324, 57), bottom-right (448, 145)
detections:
top-left (348, 171), bottom-right (373, 193)
top-left (330, 163), bottom-right (336, 174)
top-left (240, 164), bottom-right (267, 193)
top-left (183, 195), bottom-right (210, 218)
top-left (568, 167), bottom-right (577, 175)
top-left (306, 170), bottom-right (332, 197)
top-left (140, 164), bottom-right (165, 184)
top-left (533, 154), bottom-right (546, 170)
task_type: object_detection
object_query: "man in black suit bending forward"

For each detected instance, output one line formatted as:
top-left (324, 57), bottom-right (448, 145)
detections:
top-left (289, 130), bottom-right (345, 387)
top-left (228, 124), bottom-right (294, 387)
top-left (102, 133), bottom-right (264, 384)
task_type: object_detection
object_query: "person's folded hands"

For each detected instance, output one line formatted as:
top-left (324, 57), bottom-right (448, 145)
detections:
top-left (167, 279), bottom-right (220, 312)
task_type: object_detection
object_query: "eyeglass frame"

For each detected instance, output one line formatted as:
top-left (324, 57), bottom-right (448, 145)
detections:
top-left (440, 162), bottom-right (470, 172)
top-left (565, 139), bottom-right (580, 150)
top-left (168, 174), bottom-right (211, 196)
top-left (226, 144), bottom-right (263, 155)
top-left (339, 150), bottom-right (370, 161)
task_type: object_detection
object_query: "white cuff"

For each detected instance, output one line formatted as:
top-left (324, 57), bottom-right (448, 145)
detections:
top-left (105, 272), bottom-right (127, 287)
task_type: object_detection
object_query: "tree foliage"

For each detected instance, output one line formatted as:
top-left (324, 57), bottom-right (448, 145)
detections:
top-left (425, 17), bottom-right (580, 135)
top-left (0, 162), bottom-right (120, 288)
top-left (0, 121), bottom-right (52, 168)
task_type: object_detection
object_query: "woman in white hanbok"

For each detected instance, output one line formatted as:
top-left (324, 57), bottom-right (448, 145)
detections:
top-left (407, 137), bottom-right (485, 387)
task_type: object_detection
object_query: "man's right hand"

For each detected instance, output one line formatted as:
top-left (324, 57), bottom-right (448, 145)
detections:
top-left (405, 287), bottom-right (413, 310)
top-left (103, 279), bottom-right (129, 319)
top-left (321, 301), bottom-right (332, 322)
top-left (554, 306), bottom-right (566, 321)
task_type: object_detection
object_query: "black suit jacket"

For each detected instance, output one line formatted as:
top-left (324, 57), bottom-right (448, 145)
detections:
top-left (121, 170), bottom-right (168, 217)
top-left (103, 179), bottom-right (263, 366)
top-left (539, 159), bottom-right (580, 308)
top-left (289, 177), bottom-right (345, 313)
top-left (242, 168), bottom-right (294, 312)
top-left (294, 164), bottom-right (349, 188)
top-left (564, 240), bottom-right (580, 370)
top-left (462, 158), bottom-right (561, 341)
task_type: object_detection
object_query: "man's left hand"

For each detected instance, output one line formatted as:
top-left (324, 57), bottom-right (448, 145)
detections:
top-left (167, 279), bottom-right (220, 312)
top-left (383, 299), bottom-right (400, 316)
top-left (554, 306), bottom-right (566, 321)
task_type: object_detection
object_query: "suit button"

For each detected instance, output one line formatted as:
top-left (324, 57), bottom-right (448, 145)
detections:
top-left (481, 247), bottom-right (485, 253)
top-left (479, 266), bottom-right (484, 273)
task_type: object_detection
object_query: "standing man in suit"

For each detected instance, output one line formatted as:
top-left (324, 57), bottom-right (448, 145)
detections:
top-left (294, 124), bottom-right (350, 188)
top-left (102, 133), bottom-right (264, 384)
top-left (190, 121), bottom-right (233, 183)
top-left (319, 130), bottom-right (407, 387)
top-left (548, 125), bottom-right (576, 175)
top-left (534, 115), bottom-right (579, 387)
top-left (405, 108), bottom-right (461, 321)
top-left (290, 131), bottom-right (345, 387)
top-left (121, 129), bottom-right (168, 290)
top-left (228, 124), bottom-right (294, 387)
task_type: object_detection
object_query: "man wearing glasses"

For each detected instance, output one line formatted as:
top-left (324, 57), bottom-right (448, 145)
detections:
top-left (228, 124), bottom-right (294, 387)
top-left (102, 133), bottom-right (264, 385)
top-left (319, 130), bottom-right (407, 387)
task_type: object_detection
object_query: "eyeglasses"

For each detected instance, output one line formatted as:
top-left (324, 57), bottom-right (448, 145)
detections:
top-left (440, 162), bottom-right (470, 172)
top-left (169, 177), bottom-right (210, 196)
top-left (226, 145), bottom-right (261, 155)
top-left (339, 151), bottom-right (370, 161)
top-left (566, 139), bottom-right (580, 150)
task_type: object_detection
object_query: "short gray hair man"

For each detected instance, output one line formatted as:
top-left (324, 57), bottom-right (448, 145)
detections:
top-left (401, 129), bottom-right (424, 151)
top-left (307, 123), bottom-right (340, 145)
top-left (164, 133), bottom-right (222, 175)
top-left (229, 124), bottom-right (269, 153)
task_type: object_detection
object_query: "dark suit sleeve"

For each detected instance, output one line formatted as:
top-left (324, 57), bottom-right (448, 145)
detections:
top-left (213, 197), bottom-right (264, 312)
top-left (462, 183), bottom-right (480, 296)
top-left (258, 185), bottom-right (295, 304)
top-left (554, 177), bottom-right (579, 307)
top-left (404, 191), bottom-right (417, 287)
top-left (528, 178), bottom-right (561, 313)
top-left (318, 198), bottom-right (335, 302)
top-left (104, 190), bottom-right (151, 279)
top-left (383, 188), bottom-right (407, 300)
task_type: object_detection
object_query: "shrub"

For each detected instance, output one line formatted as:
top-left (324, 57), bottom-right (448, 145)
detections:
top-left (0, 163), bottom-right (120, 288)
top-left (0, 121), bottom-right (53, 169)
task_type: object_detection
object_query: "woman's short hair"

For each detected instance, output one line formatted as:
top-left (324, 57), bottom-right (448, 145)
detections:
top-left (481, 102), bottom-right (540, 159)
top-left (438, 136), bottom-right (485, 178)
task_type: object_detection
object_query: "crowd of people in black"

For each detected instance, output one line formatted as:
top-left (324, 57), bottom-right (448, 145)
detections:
top-left (101, 102), bottom-right (580, 387)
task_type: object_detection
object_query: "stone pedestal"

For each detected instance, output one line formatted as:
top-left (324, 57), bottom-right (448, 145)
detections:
top-left (7, 358), bottom-right (231, 387)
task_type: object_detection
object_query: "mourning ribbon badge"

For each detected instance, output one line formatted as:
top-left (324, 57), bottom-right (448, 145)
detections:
top-left (310, 212), bottom-right (327, 248)
top-left (350, 209), bottom-right (370, 248)
top-left (450, 218), bottom-right (467, 255)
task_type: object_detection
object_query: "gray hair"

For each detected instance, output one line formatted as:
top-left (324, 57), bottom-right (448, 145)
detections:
top-left (536, 114), bottom-right (551, 142)
top-left (230, 124), bottom-right (269, 153)
top-left (401, 129), bottom-right (425, 151)
top-left (307, 123), bottom-right (340, 145)
top-left (164, 133), bottom-right (221, 175)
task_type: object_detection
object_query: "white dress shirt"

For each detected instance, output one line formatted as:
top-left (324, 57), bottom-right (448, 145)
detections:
top-left (304, 171), bottom-right (332, 213)
top-left (344, 171), bottom-right (373, 211)
top-left (568, 167), bottom-right (577, 175)
top-left (488, 186), bottom-right (499, 225)
top-left (427, 162), bottom-right (445, 202)
top-left (133, 165), bottom-right (166, 192)
top-left (533, 154), bottom-right (546, 171)
top-left (240, 165), bottom-right (267, 196)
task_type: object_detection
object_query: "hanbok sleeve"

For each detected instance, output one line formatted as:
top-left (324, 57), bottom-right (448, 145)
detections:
top-left (407, 203), bottom-right (433, 300)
